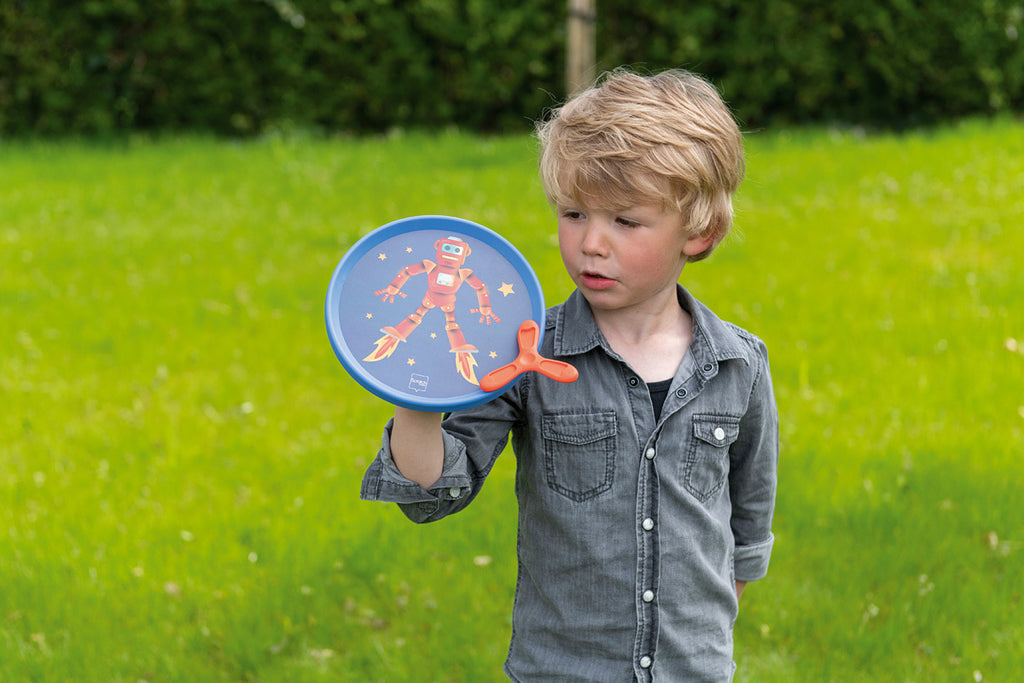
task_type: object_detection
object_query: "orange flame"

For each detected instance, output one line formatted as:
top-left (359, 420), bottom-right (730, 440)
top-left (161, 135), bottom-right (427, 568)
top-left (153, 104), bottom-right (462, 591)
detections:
top-left (455, 351), bottom-right (479, 385)
top-left (363, 334), bottom-right (401, 362)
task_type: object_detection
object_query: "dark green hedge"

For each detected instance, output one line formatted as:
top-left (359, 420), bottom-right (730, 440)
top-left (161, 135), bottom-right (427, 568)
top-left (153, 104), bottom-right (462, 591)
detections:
top-left (2, 0), bottom-right (1022, 136)
top-left (601, 0), bottom-right (1024, 129)
top-left (0, 0), bottom-right (562, 135)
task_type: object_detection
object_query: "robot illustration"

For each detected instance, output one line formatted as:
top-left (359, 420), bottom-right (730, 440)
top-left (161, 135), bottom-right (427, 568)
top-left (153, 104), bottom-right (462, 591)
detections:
top-left (363, 236), bottom-right (500, 385)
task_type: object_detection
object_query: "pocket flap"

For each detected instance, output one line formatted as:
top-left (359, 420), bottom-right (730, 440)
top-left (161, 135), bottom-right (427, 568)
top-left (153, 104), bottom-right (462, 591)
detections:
top-left (693, 415), bottom-right (740, 447)
top-left (542, 411), bottom-right (617, 446)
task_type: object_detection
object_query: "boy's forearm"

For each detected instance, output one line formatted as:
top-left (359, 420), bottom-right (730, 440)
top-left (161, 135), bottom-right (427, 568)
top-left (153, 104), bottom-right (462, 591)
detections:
top-left (735, 580), bottom-right (746, 601)
top-left (390, 406), bottom-right (445, 489)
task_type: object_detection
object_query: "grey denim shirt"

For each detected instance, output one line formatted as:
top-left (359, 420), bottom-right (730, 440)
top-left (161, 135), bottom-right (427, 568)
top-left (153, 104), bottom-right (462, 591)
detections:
top-left (361, 286), bottom-right (779, 682)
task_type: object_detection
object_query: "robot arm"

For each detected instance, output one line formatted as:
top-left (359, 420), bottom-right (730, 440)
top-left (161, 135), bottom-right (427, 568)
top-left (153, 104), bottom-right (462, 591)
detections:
top-left (375, 260), bottom-right (433, 303)
top-left (464, 270), bottom-right (501, 324)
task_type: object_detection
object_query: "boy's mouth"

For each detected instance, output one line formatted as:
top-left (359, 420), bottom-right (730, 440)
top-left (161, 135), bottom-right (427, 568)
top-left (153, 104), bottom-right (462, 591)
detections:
top-left (581, 271), bottom-right (616, 290)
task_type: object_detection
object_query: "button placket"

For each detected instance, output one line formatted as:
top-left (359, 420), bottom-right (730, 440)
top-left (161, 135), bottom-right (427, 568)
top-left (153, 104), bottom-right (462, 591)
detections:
top-left (635, 435), bottom-right (660, 681)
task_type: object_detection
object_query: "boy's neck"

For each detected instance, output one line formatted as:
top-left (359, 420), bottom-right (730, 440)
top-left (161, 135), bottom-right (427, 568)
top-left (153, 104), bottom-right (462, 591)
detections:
top-left (591, 293), bottom-right (693, 383)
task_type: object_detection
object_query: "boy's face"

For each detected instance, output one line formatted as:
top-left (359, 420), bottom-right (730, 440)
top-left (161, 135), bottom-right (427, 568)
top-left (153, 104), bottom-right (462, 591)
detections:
top-left (557, 202), bottom-right (713, 318)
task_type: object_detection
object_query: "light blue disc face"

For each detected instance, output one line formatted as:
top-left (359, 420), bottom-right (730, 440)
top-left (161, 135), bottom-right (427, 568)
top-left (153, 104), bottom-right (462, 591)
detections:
top-left (326, 215), bottom-right (545, 412)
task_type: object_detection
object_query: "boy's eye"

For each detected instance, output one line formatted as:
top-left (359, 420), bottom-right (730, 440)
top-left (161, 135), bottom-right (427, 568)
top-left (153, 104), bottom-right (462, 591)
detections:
top-left (561, 210), bottom-right (584, 220)
top-left (616, 217), bottom-right (641, 228)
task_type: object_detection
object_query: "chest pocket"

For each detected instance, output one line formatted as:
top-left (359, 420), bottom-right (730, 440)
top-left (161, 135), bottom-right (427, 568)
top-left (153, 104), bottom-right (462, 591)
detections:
top-left (542, 411), bottom-right (617, 502)
top-left (683, 414), bottom-right (741, 503)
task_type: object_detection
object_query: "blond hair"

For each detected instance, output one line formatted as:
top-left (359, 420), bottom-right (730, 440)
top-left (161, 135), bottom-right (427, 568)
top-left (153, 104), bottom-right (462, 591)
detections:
top-left (536, 69), bottom-right (745, 261)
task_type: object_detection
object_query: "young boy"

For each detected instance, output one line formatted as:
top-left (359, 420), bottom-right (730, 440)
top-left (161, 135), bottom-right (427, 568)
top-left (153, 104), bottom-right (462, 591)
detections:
top-left (360, 69), bottom-right (778, 682)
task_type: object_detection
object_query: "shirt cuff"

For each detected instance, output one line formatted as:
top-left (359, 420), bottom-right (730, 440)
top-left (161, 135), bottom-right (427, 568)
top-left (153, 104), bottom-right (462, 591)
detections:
top-left (734, 533), bottom-right (774, 582)
top-left (360, 419), bottom-right (473, 516)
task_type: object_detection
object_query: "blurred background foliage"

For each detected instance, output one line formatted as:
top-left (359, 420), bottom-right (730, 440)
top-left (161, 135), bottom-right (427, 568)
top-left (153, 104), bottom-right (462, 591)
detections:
top-left (1, 0), bottom-right (1023, 136)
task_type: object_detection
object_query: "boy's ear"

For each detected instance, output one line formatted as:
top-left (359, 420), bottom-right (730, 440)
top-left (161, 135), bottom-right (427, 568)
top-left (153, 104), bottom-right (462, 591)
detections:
top-left (682, 232), bottom-right (716, 257)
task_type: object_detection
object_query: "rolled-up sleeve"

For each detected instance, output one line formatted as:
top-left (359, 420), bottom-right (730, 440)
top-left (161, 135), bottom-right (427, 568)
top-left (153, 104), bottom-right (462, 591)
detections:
top-left (360, 383), bottom-right (523, 523)
top-left (359, 419), bottom-right (476, 522)
top-left (729, 338), bottom-right (779, 582)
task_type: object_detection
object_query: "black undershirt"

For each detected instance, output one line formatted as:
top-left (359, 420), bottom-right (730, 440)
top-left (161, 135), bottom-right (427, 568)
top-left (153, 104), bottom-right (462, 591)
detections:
top-left (647, 378), bottom-right (673, 422)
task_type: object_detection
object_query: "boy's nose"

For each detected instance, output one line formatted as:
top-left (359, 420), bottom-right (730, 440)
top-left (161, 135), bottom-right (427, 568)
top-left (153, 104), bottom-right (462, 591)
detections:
top-left (580, 221), bottom-right (609, 256)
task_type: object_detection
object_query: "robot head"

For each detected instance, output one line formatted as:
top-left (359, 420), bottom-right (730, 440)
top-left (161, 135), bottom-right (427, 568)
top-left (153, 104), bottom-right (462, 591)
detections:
top-left (434, 236), bottom-right (471, 265)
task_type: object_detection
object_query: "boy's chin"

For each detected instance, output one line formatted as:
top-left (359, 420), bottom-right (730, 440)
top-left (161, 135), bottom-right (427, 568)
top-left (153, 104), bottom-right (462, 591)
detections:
top-left (577, 288), bottom-right (623, 311)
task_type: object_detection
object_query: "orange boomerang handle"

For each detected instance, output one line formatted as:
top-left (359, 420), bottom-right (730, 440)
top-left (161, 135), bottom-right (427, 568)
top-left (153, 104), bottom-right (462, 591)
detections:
top-left (479, 320), bottom-right (579, 392)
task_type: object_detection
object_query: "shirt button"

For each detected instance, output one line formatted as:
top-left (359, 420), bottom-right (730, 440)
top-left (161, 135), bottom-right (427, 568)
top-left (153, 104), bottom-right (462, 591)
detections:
top-left (675, 388), bottom-right (686, 398)
top-left (448, 487), bottom-right (461, 499)
top-left (713, 427), bottom-right (726, 441)
top-left (703, 363), bottom-right (714, 373)
top-left (644, 447), bottom-right (655, 460)
top-left (642, 590), bottom-right (655, 603)
top-left (639, 656), bottom-right (652, 669)
top-left (628, 377), bottom-right (640, 387)
top-left (642, 518), bottom-right (655, 531)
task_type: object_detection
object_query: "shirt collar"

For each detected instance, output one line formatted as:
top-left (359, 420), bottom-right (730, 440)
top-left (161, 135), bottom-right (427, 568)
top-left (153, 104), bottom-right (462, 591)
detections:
top-left (552, 286), bottom-right (750, 367)
top-left (550, 289), bottom-right (605, 356)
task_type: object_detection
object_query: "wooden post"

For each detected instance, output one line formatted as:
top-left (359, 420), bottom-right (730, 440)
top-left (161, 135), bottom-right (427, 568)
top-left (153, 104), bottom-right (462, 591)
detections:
top-left (566, 0), bottom-right (596, 97)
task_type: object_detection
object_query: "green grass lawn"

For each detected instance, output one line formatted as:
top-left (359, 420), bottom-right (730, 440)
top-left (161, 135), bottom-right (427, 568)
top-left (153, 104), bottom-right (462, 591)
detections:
top-left (2, 119), bottom-right (1022, 682)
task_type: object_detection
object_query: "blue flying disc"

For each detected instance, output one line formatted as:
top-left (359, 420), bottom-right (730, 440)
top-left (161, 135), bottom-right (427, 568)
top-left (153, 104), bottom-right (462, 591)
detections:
top-left (326, 216), bottom-right (545, 412)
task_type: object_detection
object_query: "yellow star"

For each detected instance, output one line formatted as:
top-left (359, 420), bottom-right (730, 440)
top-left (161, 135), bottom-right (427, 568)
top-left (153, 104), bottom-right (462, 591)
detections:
top-left (407, 358), bottom-right (415, 366)
top-left (377, 252), bottom-right (387, 261)
top-left (366, 313), bottom-right (373, 319)
top-left (498, 282), bottom-right (515, 297)
top-left (489, 351), bottom-right (497, 358)
top-left (406, 247), bottom-right (413, 253)
top-left (430, 333), bottom-right (437, 339)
